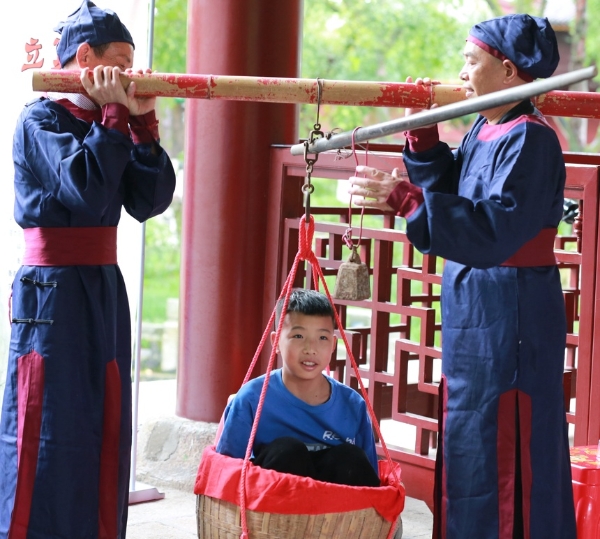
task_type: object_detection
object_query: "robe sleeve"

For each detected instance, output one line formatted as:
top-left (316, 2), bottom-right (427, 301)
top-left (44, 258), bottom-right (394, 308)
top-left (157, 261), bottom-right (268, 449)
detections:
top-left (121, 142), bottom-right (176, 222)
top-left (402, 121), bottom-right (565, 268)
top-left (18, 102), bottom-right (134, 218)
top-left (16, 100), bottom-right (175, 223)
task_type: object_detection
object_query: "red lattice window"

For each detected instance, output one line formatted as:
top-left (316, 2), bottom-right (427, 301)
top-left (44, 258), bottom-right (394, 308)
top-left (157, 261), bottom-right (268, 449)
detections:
top-left (265, 146), bottom-right (600, 506)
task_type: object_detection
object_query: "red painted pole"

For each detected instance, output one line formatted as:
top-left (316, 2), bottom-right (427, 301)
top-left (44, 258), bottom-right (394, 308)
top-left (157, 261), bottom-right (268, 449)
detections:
top-left (177, 0), bottom-right (302, 422)
top-left (32, 70), bottom-right (600, 118)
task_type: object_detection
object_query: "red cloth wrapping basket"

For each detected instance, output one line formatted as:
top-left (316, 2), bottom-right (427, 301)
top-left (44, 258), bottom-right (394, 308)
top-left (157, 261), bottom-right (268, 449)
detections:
top-left (194, 445), bottom-right (405, 523)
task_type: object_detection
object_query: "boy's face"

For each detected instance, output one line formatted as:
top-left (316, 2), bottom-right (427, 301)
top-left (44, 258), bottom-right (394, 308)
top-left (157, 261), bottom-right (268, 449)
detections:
top-left (273, 312), bottom-right (336, 383)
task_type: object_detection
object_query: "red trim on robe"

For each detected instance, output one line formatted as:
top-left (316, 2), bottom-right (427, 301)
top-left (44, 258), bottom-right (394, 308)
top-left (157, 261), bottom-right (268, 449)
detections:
top-left (130, 110), bottom-right (160, 144)
top-left (433, 375), bottom-right (448, 539)
top-left (55, 99), bottom-right (102, 124)
top-left (497, 390), bottom-right (517, 538)
top-left (477, 115), bottom-right (552, 142)
top-left (519, 392), bottom-right (533, 539)
top-left (404, 125), bottom-right (440, 153)
top-left (501, 228), bottom-right (557, 267)
top-left (497, 390), bottom-right (533, 539)
top-left (441, 375), bottom-right (448, 539)
top-left (386, 181), bottom-right (424, 219)
top-left (23, 227), bottom-right (117, 266)
top-left (98, 360), bottom-right (122, 539)
top-left (101, 104), bottom-right (130, 136)
top-left (9, 351), bottom-right (45, 539)
top-left (56, 98), bottom-right (159, 142)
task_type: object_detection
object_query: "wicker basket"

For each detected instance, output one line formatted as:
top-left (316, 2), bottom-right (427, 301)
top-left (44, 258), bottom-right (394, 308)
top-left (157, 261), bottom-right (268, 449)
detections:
top-left (197, 494), bottom-right (402, 539)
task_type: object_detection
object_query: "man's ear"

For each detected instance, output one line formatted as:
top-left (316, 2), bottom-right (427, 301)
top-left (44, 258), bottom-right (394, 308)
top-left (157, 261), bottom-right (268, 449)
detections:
top-left (75, 42), bottom-right (93, 68)
top-left (502, 59), bottom-right (520, 84)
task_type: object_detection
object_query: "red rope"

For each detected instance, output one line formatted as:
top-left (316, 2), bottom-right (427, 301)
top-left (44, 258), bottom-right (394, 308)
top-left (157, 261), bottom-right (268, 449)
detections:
top-left (238, 215), bottom-right (401, 539)
top-left (342, 127), bottom-right (368, 251)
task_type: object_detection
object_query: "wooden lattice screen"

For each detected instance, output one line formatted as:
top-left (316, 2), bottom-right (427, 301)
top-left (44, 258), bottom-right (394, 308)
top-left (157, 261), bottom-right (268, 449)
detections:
top-left (264, 146), bottom-right (600, 507)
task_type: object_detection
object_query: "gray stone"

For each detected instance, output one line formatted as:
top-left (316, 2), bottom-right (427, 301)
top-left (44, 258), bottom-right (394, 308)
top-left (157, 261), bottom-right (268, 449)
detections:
top-left (136, 416), bottom-right (217, 492)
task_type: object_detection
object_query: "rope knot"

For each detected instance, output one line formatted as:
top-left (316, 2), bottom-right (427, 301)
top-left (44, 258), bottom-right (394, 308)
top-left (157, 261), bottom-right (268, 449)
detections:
top-left (298, 215), bottom-right (315, 260)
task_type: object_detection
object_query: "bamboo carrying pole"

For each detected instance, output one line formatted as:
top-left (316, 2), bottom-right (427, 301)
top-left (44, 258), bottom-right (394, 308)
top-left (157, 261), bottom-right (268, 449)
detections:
top-left (31, 68), bottom-right (600, 118)
top-left (290, 65), bottom-right (598, 156)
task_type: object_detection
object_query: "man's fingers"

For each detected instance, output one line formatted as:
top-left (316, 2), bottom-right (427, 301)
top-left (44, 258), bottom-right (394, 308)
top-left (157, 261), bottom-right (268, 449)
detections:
top-left (80, 68), bottom-right (91, 90)
top-left (352, 197), bottom-right (391, 212)
top-left (391, 168), bottom-right (407, 180)
top-left (356, 165), bottom-right (382, 177)
top-left (354, 167), bottom-right (393, 182)
top-left (349, 185), bottom-right (386, 201)
top-left (127, 81), bottom-right (137, 97)
top-left (349, 177), bottom-right (380, 190)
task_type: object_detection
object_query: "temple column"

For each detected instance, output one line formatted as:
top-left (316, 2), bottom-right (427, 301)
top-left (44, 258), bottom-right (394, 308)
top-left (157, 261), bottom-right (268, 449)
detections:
top-left (177, 0), bottom-right (303, 421)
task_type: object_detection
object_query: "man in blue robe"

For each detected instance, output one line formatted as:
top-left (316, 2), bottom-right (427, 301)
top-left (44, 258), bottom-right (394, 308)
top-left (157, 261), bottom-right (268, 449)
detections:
top-left (0, 2), bottom-right (176, 537)
top-left (348, 14), bottom-right (576, 539)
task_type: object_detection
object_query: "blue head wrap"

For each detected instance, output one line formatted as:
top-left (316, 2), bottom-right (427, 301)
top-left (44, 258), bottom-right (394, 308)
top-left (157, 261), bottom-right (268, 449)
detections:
top-left (468, 14), bottom-right (559, 81)
top-left (54, 1), bottom-right (135, 67)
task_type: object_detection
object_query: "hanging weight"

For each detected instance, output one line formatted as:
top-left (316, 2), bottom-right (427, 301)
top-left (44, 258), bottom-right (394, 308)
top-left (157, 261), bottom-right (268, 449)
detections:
top-left (333, 246), bottom-right (371, 301)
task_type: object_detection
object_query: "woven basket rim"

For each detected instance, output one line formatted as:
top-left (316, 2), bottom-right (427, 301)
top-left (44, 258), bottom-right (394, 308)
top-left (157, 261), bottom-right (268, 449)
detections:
top-left (197, 494), bottom-right (399, 539)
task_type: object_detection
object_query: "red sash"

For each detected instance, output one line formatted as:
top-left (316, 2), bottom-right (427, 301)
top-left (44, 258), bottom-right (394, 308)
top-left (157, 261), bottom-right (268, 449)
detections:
top-left (501, 228), bottom-right (557, 267)
top-left (23, 227), bottom-right (117, 266)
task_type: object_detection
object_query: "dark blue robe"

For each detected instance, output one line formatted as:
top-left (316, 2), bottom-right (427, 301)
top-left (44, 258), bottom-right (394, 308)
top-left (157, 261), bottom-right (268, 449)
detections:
top-left (0, 96), bottom-right (175, 539)
top-left (403, 101), bottom-right (576, 539)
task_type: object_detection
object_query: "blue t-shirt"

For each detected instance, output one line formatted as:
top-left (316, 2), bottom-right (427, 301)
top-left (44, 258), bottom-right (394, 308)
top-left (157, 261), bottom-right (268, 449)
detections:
top-left (216, 369), bottom-right (379, 473)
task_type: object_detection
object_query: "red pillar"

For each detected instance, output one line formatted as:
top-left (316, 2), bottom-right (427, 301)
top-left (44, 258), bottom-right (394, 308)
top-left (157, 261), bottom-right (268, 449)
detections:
top-left (177, 0), bottom-right (303, 421)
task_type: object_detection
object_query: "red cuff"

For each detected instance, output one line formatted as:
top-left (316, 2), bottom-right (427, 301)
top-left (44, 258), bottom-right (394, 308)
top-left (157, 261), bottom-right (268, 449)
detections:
top-left (386, 181), bottom-right (424, 218)
top-left (404, 125), bottom-right (439, 153)
top-left (129, 110), bottom-right (160, 144)
top-left (101, 103), bottom-right (130, 136)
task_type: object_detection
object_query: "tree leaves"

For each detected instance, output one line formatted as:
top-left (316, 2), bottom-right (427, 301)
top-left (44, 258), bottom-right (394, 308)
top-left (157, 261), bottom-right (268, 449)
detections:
top-left (300, 0), bottom-right (492, 137)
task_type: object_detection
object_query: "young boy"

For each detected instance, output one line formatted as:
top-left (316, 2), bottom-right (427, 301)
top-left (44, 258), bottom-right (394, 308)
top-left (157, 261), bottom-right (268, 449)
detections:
top-left (216, 288), bottom-right (380, 487)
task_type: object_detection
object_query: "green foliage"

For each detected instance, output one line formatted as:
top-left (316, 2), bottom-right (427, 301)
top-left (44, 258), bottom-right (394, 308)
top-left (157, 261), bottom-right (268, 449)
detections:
top-left (140, 0), bottom-right (186, 325)
top-left (152, 0), bottom-right (188, 73)
top-left (142, 200), bottom-right (182, 322)
top-left (586, 0), bottom-right (600, 70)
top-left (152, 0), bottom-right (188, 141)
top-left (300, 0), bottom-right (492, 134)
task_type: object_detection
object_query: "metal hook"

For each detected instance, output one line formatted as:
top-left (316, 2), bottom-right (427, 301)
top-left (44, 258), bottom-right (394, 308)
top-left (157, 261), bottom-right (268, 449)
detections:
top-left (315, 78), bottom-right (323, 130)
top-left (302, 78), bottom-right (326, 224)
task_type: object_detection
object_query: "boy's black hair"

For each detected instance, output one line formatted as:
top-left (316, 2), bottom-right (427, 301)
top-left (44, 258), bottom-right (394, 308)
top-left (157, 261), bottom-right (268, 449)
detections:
top-left (275, 288), bottom-right (335, 328)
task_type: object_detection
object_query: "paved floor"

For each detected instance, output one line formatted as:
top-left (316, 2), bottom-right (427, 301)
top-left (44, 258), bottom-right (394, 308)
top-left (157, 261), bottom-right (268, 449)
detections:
top-left (126, 484), bottom-right (433, 538)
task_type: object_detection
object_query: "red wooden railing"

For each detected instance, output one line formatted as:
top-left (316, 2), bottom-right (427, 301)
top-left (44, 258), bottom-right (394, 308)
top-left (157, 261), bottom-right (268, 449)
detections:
top-left (264, 145), bottom-right (600, 510)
